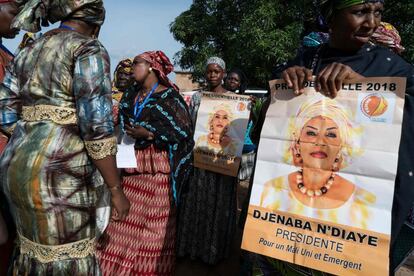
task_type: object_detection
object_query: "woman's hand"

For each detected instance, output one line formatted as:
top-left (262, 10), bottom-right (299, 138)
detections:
top-left (316, 62), bottom-right (364, 98)
top-left (125, 124), bottom-right (153, 140)
top-left (282, 66), bottom-right (313, 94)
top-left (281, 63), bottom-right (364, 99)
top-left (110, 188), bottom-right (130, 221)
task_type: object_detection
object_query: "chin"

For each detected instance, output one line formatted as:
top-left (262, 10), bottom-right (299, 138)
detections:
top-left (208, 81), bottom-right (221, 87)
top-left (304, 163), bottom-right (332, 171)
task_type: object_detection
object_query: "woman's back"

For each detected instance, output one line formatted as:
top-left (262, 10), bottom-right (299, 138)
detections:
top-left (14, 30), bottom-right (105, 107)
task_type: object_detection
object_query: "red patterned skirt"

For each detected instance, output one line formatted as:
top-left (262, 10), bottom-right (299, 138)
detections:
top-left (97, 145), bottom-right (176, 276)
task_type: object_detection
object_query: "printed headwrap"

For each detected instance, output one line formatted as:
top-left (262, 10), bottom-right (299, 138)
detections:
top-left (112, 58), bottom-right (133, 102)
top-left (135, 50), bottom-right (179, 91)
top-left (113, 58), bottom-right (133, 87)
top-left (303, 32), bottom-right (330, 47)
top-left (316, 0), bottom-right (385, 23)
top-left (206, 56), bottom-right (226, 71)
top-left (11, 0), bottom-right (105, 32)
top-left (370, 22), bottom-right (405, 54)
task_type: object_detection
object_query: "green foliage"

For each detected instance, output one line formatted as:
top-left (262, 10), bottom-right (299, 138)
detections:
top-left (170, 0), bottom-right (414, 88)
top-left (382, 0), bottom-right (414, 62)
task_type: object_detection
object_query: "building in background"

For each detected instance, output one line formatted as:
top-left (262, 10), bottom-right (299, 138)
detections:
top-left (175, 70), bottom-right (202, 91)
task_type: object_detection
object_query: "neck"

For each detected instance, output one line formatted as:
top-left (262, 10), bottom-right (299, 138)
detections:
top-left (209, 84), bottom-right (226, 93)
top-left (328, 39), bottom-right (360, 53)
top-left (212, 133), bottom-right (222, 140)
top-left (302, 167), bottom-right (332, 190)
top-left (141, 73), bottom-right (159, 93)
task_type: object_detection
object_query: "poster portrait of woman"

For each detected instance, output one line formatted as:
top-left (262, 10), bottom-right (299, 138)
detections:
top-left (260, 97), bottom-right (377, 230)
top-left (195, 104), bottom-right (240, 156)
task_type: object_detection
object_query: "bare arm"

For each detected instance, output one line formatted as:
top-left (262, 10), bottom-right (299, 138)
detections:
top-left (92, 155), bottom-right (130, 221)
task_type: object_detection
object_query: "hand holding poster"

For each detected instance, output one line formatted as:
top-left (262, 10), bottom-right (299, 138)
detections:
top-left (193, 92), bottom-right (250, 176)
top-left (242, 77), bottom-right (406, 276)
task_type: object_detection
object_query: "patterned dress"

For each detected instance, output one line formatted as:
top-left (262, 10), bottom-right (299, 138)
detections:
top-left (97, 87), bottom-right (193, 275)
top-left (0, 41), bottom-right (13, 154)
top-left (0, 29), bottom-right (116, 275)
top-left (0, 39), bottom-right (15, 276)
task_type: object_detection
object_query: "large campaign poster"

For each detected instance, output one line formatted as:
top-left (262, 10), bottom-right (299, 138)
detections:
top-left (193, 92), bottom-right (250, 176)
top-left (242, 77), bottom-right (406, 275)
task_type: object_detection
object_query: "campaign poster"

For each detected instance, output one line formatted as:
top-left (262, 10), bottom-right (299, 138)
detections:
top-left (242, 77), bottom-right (406, 276)
top-left (193, 92), bottom-right (251, 176)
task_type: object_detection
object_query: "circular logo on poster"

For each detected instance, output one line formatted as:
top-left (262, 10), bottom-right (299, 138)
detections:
top-left (361, 94), bottom-right (388, 118)
top-left (237, 101), bottom-right (247, 112)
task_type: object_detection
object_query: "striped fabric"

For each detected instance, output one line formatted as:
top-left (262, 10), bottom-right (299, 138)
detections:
top-left (335, 0), bottom-right (384, 10)
top-left (97, 145), bottom-right (176, 276)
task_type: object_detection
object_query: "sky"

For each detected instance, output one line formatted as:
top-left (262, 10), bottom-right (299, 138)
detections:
top-left (3, 0), bottom-right (193, 75)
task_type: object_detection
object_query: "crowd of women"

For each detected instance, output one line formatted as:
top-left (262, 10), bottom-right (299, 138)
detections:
top-left (0, 0), bottom-right (413, 275)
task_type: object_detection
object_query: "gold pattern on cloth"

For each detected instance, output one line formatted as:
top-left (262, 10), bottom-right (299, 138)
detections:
top-left (19, 234), bottom-right (96, 263)
top-left (84, 136), bottom-right (117, 160)
top-left (22, 105), bottom-right (77, 125)
top-left (3, 124), bottom-right (15, 135)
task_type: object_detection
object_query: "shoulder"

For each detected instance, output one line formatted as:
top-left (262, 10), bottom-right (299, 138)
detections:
top-left (264, 175), bottom-right (289, 191)
top-left (271, 45), bottom-right (322, 78)
top-left (368, 44), bottom-right (414, 74)
top-left (196, 135), bottom-right (207, 144)
top-left (353, 186), bottom-right (376, 206)
top-left (66, 33), bottom-right (108, 60)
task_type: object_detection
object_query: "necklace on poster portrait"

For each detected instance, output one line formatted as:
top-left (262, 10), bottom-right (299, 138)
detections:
top-left (296, 169), bottom-right (336, 197)
top-left (209, 133), bottom-right (222, 144)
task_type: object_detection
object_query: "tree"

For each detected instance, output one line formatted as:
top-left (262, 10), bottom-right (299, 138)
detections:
top-left (382, 0), bottom-right (414, 62)
top-left (170, 0), bottom-right (414, 88)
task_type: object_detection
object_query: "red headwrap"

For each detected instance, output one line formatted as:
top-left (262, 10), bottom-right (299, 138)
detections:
top-left (0, 0), bottom-right (14, 3)
top-left (135, 50), bottom-right (179, 91)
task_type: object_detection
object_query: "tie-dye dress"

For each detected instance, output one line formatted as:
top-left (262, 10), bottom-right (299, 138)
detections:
top-left (0, 29), bottom-right (116, 275)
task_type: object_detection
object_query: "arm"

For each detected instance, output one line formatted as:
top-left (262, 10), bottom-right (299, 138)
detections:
top-left (0, 62), bottom-right (21, 136)
top-left (73, 40), bottom-right (130, 220)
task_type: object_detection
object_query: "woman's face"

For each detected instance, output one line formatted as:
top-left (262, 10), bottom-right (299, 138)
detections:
top-left (225, 72), bottom-right (241, 92)
top-left (133, 58), bottom-right (151, 83)
top-left (206, 64), bottom-right (224, 88)
top-left (298, 116), bottom-right (342, 171)
top-left (0, 3), bottom-right (19, 39)
top-left (211, 110), bottom-right (230, 135)
top-left (329, 3), bottom-right (383, 52)
top-left (115, 70), bottom-right (133, 90)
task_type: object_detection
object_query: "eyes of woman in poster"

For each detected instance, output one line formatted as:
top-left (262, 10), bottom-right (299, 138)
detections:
top-left (260, 98), bottom-right (376, 230)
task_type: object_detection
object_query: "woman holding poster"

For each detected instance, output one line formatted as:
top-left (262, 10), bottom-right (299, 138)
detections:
top-left (177, 57), bottom-right (239, 265)
top-left (250, 0), bottom-right (414, 274)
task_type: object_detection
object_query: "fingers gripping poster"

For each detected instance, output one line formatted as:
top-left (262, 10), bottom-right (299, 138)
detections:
top-left (193, 92), bottom-right (250, 176)
top-left (242, 77), bottom-right (406, 276)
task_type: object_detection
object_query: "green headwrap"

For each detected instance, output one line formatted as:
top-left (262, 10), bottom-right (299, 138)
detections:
top-left (318, 0), bottom-right (384, 22)
top-left (12, 0), bottom-right (105, 32)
